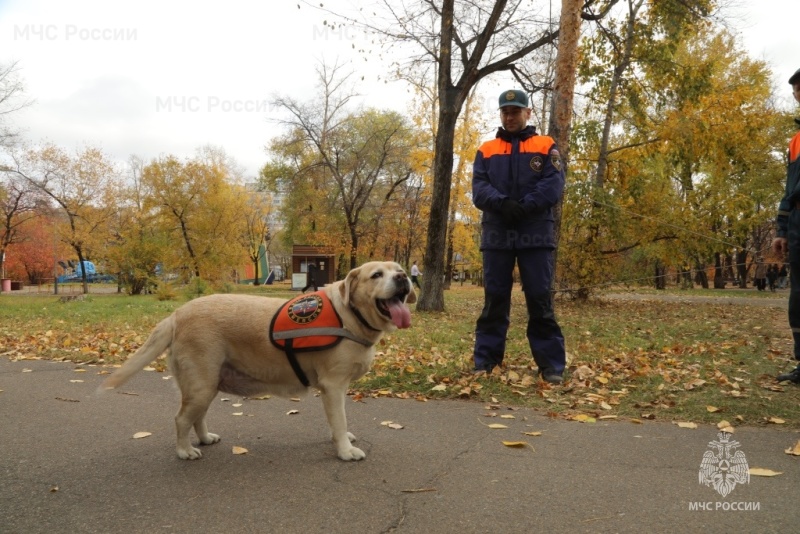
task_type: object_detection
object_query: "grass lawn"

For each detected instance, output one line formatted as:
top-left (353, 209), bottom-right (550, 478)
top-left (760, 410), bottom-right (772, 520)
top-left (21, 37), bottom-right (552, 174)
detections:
top-left (1, 283), bottom-right (798, 429)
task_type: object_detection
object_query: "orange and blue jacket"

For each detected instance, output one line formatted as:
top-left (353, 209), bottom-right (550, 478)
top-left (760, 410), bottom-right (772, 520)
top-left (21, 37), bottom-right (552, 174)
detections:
top-left (472, 126), bottom-right (565, 250)
top-left (775, 129), bottom-right (800, 251)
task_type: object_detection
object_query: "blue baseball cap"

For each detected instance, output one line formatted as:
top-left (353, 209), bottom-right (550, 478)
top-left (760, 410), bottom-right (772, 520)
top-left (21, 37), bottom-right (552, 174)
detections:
top-left (498, 89), bottom-right (529, 109)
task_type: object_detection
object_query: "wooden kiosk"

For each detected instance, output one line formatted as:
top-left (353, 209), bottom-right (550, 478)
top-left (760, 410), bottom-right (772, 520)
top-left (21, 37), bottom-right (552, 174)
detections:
top-left (291, 245), bottom-right (336, 290)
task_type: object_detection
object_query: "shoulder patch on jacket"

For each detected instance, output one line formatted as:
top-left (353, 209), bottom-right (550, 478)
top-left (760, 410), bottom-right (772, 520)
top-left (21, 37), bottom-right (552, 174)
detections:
top-left (550, 147), bottom-right (562, 171)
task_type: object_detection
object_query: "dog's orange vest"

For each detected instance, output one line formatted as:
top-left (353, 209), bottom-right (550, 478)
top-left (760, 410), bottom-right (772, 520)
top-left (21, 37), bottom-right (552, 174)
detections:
top-left (270, 291), bottom-right (372, 385)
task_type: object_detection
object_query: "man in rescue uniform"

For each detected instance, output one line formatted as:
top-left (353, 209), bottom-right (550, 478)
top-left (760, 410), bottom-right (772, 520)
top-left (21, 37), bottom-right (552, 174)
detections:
top-left (471, 89), bottom-right (566, 384)
top-left (772, 68), bottom-right (800, 384)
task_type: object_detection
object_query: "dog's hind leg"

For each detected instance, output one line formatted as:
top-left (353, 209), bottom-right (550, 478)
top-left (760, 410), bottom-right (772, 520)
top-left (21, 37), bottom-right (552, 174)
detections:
top-left (170, 340), bottom-right (225, 460)
top-left (319, 381), bottom-right (365, 461)
top-left (175, 390), bottom-right (218, 460)
top-left (194, 413), bottom-right (221, 447)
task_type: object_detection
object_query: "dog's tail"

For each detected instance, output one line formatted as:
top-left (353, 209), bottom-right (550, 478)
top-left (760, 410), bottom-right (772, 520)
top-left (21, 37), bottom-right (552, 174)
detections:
top-left (98, 314), bottom-right (176, 391)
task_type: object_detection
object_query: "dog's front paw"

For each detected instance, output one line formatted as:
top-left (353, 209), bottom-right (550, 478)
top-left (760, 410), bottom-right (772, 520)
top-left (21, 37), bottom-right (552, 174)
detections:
top-left (199, 432), bottom-right (220, 445)
top-left (337, 446), bottom-right (366, 461)
top-left (177, 446), bottom-right (203, 460)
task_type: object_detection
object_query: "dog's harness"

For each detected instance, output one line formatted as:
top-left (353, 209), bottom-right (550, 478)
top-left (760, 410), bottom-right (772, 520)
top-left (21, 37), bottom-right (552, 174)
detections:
top-left (270, 291), bottom-right (373, 386)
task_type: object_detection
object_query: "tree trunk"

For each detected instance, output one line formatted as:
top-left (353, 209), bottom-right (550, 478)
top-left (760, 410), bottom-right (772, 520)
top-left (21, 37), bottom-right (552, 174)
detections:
top-left (548, 0), bottom-right (583, 292)
top-left (694, 262), bottom-right (709, 289)
top-left (418, 89), bottom-right (460, 311)
top-left (75, 247), bottom-right (89, 294)
top-left (736, 249), bottom-right (748, 288)
top-left (654, 262), bottom-right (666, 290)
top-left (713, 252), bottom-right (725, 289)
top-left (252, 256), bottom-right (260, 286)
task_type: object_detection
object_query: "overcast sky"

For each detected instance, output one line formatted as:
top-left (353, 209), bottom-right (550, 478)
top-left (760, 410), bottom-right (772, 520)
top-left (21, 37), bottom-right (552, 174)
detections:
top-left (1, 0), bottom-right (798, 179)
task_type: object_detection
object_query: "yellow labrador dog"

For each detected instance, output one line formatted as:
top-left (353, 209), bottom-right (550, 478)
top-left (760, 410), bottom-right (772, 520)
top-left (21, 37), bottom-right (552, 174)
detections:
top-left (101, 261), bottom-right (415, 461)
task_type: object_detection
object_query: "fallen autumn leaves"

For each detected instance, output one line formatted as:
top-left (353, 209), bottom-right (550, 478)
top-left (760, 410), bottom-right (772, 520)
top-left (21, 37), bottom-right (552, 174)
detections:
top-left (2, 290), bottom-right (800, 430)
top-left (357, 293), bottom-right (800, 430)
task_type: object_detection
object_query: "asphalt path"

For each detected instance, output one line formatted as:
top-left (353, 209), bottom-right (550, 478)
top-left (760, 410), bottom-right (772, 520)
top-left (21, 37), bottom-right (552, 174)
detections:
top-left (1, 358), bottom-right (798, 533)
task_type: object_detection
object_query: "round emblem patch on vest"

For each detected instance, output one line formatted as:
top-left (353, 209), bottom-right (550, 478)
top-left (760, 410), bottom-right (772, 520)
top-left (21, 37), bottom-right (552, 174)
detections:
top-left (287, 294), bottom-right (324, 324)
top-left (530, 155), bottom-right (543, 172)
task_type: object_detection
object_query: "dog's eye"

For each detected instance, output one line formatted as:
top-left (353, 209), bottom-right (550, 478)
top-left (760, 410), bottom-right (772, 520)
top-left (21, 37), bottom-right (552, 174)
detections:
top-left (370, 271), bottom-right (383, 279)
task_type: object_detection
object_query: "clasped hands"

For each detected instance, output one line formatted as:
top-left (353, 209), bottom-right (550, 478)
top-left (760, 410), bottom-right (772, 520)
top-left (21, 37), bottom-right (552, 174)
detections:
top-left (500, 198), bottom-right (526, 225)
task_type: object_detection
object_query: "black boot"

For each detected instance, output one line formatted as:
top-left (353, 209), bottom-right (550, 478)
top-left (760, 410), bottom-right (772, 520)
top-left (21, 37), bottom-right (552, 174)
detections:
top-left (776, 366), bottom-right (800, 384)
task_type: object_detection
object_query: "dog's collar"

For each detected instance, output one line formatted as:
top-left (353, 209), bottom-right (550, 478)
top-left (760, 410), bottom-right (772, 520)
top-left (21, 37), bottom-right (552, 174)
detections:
top-left (350, 304), bottom-right (382, 332)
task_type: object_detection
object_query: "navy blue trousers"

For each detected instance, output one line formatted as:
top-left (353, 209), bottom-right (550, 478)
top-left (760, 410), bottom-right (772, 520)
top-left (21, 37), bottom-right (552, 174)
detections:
top-left (789, 261), bottom-right (800, 361)
top-left (787, 208), bottom-right (800, 361)
top-left (473, 248), bottom-right (565, 373)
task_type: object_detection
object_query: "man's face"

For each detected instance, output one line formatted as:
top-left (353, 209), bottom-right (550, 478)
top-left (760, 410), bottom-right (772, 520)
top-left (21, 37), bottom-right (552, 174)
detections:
top-left (500, 105), bottom-right (531, 133)
top-left (793, 83), bottom-right (800, 105)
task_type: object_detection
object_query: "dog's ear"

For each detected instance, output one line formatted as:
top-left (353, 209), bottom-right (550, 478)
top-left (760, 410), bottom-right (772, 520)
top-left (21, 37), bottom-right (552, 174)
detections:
top-left (406, 287), bottom-right (417, 304)
top-left (340, 267), bottom-right (360, 307)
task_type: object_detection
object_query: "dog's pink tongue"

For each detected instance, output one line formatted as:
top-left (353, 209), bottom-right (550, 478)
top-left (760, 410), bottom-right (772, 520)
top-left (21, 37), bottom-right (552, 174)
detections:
top-left (387, 300), bottom-right (411, 329)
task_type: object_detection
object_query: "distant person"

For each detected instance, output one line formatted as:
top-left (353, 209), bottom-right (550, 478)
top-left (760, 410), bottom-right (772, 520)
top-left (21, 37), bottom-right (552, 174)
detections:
top-left (754, 259), bottom-right (767, 291)
top-left (768, 264), bottom-right (778, 292)
top-left (410, 261), bottom-right (422, 290)
top-left (771, 67), bottom-right (800, 385)
top-left (779, 263), bottom-right (788, 289)
top-left (302, 262), bottom-right (318, 293)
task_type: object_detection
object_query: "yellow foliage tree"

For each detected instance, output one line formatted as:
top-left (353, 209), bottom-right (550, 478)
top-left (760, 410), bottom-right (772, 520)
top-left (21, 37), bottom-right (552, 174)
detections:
top-left (141, 151), bottom-right (246, 282)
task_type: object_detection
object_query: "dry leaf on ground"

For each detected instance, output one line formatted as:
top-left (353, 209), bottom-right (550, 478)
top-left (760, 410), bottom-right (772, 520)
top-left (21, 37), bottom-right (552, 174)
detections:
top-left (133, 432), bottom-right (152, 439)
top-left (380, 421), bottom-right (404, 429)
top-left (749, 468), bottom-right (782, 477)
top-left (675, 422), bottom-right (698, 429)
top-left (502, 441), bottom-right (531, 449)
top-left (784, 440), bottom-right (800, 456)
top-left (570, 414), bottom-right (596, 423)
top-left (232, 446), bottom-right (248, 455)
top-left (716, 420), bottom-right (735, 433)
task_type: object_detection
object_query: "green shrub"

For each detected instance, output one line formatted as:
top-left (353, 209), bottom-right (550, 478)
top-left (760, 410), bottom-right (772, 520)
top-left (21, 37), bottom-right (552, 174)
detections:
top-left (217, 281), bottom-right (236, 294)
top-left (155, 282), bottom-right (179, 301)
top-left (184, 277), bottom-right (210, 300)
